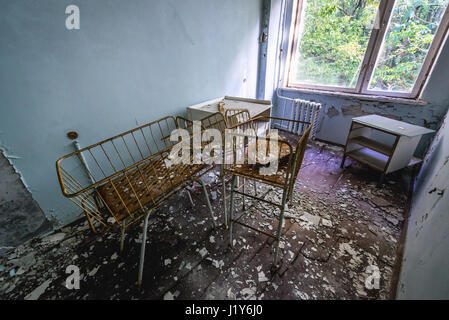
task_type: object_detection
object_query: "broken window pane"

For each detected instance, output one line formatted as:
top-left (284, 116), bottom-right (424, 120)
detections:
top-left (290, 0), bottom-right (381, 88)
top-left (369, 0), bottom-right (449, 92)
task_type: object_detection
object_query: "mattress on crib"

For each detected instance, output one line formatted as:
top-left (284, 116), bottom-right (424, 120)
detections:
top-left (97, 154), bottom-right (208, 221)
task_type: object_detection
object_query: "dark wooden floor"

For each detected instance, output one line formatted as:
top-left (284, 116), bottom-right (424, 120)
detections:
top-left (0, 142), bottom-right (410, 300)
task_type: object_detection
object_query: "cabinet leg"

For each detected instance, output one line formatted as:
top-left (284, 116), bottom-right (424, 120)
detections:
top-left (340, 155), bottom-right (346, 168)
top-left (378, 173), bottom-right (385, 186)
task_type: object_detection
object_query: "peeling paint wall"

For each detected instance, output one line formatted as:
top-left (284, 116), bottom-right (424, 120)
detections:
top-left (265, 0), bottom-right (449, 157)
top-left (273, 89), bottom-right (448, 157)
top-left (397, 107), bottom-right (449, 299)
top-left (0, 150), bottom-right (52, 256)
top-left (0, 0), bottom-right (263, 226)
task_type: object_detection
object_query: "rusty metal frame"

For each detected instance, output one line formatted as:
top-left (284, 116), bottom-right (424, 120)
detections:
top-left (223, 116), bottom-right (312, 267)
top-left (56, 115), bottom-right (221, 285)
top-left (224, 109), bottom-right (251, 128)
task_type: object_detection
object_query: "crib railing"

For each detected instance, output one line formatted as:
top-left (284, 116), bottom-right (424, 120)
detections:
top-left (56, 116), bottom-right (195, 232)
top-left (57, 115), bottom-right (224, 285)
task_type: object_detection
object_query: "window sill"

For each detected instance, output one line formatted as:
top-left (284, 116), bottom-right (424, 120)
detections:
top-left (280, 87), bottom-right (428, 106)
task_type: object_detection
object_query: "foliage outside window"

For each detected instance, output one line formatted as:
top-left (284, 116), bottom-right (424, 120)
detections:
top-left (287, 0), bottom-right (449, 98)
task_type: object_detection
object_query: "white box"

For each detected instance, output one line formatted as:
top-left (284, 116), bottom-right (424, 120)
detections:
top-left (187, 96), bottom-right (272, 121)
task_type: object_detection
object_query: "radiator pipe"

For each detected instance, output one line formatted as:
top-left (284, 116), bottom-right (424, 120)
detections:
top-left (73, 140), bottom-right (96, 185)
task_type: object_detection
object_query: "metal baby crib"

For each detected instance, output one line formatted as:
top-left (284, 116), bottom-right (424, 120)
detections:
top-left (222, 116), bottom-right (312, 268)
top-left (56, 116), bottom-right (218, 285)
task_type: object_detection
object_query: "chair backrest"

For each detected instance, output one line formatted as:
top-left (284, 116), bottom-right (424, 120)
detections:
top-left (201, 112), bottom-right (228, 133)
top-left (287, 124), bottom-right (312, 201)
top-left (224, 109), bottom-right (251, 128)
top-left (223, 116), bottom-right (311, 199)
top-left (177, 112), bottom-right (227, 133)
top-left (176, 112), bottom-right (228, 165)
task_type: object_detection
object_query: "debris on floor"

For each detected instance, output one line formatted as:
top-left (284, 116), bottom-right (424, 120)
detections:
top-left (0, 142), bottom-right (409, 300)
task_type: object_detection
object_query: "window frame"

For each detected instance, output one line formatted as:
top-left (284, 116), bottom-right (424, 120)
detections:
top-left (285, 0), bottom-right (449, 100)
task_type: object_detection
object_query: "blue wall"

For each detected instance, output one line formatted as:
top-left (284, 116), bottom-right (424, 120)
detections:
top-left (0, 0), bottom-right (263, 225)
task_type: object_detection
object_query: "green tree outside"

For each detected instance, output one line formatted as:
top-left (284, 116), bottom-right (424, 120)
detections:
top-left (292, 0), bottom-right (448, 92)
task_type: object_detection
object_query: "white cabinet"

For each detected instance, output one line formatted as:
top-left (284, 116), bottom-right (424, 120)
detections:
top-left (341, 115), bottom-right (435, 183)
top-left (187, 96), bottom-right (272, 121)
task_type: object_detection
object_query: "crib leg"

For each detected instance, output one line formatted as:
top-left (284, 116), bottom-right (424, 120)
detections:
top-left (186, 189), bottom-right (194, 206)
top-left (137, 212), bottom-right (150, 286)
top-left (120, 227), bottom-right (125, 253)
top-left (229, 176), bottom-right (237, 248)
top-left (242, 177), bottom-right (246, 211)
top-left (198, 178), bottom-right (217, 228)
top-left (222, 169), bottom-right (228, 229)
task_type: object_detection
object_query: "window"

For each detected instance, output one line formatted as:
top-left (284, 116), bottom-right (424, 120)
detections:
top-left (286, 0), bottom-right (449, 99)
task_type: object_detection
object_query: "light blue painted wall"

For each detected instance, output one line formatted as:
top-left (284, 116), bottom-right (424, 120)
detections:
top-left (0, 0), bottom-right (263, 225)
top-left (397, 107), bottom-right (449, 299)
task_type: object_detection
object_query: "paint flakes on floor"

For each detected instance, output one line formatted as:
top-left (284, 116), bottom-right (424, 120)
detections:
top-left (0, 142), bottom-right (410, 300)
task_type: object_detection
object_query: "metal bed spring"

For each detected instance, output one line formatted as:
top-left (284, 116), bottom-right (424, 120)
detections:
top-left (222, 116), bottom-right (312, 267)
top-left (56, 115), bottom-right (217, 285)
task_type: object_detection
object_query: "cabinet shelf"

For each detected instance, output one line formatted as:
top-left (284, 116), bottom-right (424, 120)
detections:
top-left (346, 148), bottom-right (388, 172)
top-left (348, 136), bottom-right (393, 156)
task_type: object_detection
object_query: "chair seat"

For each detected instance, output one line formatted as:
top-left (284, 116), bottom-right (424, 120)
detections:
top-left (225, 161), bottom-right (291, 188)
top-left (226, 132), bottom-right (298, 188)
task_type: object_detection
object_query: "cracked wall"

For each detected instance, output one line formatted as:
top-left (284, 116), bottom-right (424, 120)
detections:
top-left (273, 87), bottom-right (449, 157)
top-left (397, 107), bottom-right (449, 299)
top-left (0, 150), bottom-right (52, 256)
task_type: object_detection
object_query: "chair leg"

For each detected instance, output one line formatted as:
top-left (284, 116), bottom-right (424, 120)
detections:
top-left (253, 180), bottom-right (257, 197)
top-left (273, 191), bottom-right (288, 267)
top-left (138, 213), bottom-right (150, 286)
top-left (197, 178), bottom-right (217, 228)
top-left (229, 175), bottom-right (237, 248)
top-left (378, 173), bottom-right (386, 187)
top-left (340, 155), bottom-right (346, 168)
